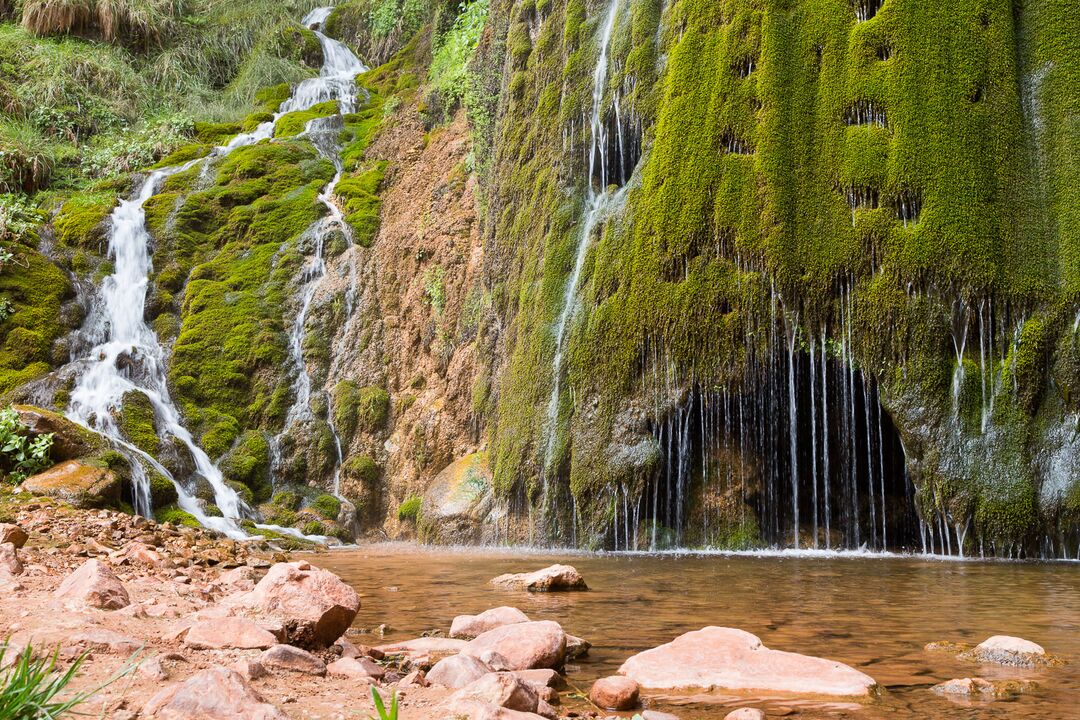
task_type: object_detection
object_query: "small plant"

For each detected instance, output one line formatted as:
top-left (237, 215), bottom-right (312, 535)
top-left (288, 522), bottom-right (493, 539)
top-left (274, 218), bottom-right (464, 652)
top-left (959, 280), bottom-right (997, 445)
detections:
top-left (369, 686), bottom-right (398, 720)
top-left (0, 641), bottom-right (91, 719)
top-left (0, 298), bottom-right (13, 322)
top-left (0, 407), bottom-right (53, 483)
top-left (423, 266), bottom-right (446, 316)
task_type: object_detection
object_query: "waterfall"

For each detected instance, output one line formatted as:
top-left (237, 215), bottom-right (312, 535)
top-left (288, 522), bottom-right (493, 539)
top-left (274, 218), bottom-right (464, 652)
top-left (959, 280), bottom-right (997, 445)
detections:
top-left (542, 0), bottom-right (628, 479)
top-left (64, 6), bottom-right (366, 538)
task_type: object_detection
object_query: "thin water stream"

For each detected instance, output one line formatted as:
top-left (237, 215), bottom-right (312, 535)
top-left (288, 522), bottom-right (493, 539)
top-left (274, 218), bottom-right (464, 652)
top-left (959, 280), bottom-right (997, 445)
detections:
top-left (63, 5), bottom-right (365, 539)
top-left (321, 546), bottom-right (1080, 719)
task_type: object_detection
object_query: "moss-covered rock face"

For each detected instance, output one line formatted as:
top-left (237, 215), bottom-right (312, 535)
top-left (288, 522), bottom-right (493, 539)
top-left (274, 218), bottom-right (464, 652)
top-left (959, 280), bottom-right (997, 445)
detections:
top-left (476, 0), bottom-right (1079, 554)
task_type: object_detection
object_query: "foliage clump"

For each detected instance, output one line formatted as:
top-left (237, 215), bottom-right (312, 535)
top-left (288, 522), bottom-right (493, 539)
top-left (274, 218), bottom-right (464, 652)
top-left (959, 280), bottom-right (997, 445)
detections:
top-left (0, 405), bottom-right (52, 482)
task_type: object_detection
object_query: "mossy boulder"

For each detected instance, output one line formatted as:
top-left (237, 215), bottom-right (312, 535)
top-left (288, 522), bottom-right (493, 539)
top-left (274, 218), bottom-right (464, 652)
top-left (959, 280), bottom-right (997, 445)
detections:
top-left (219, 430), bottom-right (272, 504)
top-left (332, 382), bottom-right (390, 444)
top-left (22, 460), bottom-right (120, 509)
top-left (418, 452), bottom-right (492, 544)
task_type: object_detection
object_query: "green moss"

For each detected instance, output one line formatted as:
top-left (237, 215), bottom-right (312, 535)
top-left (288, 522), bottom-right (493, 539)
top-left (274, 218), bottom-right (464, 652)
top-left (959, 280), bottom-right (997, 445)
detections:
top-left (397, 495), bottom-right (421, 522)
top-left (155, 505), bottom-right (201, 528)
top-left (148, 467), bottom-right (179, 508)
top-left (272, 489), bottom-right (301, 510)
top-left (333, 382), bottom-right (390, 443)
top-left (0, 244), bottom-right (72, 396)
top-left (274, 100), bottom-right (340, 138)
top-left (311, 493), bottom-right (341, 520)
top-left (302, 520), bottom-right (327, 536)
top-left (334, 161), bottom-right (387, 246)
top-left (52, 192), bottom-right (117, 247)
top-left (343, 454), bottom-right (380, 485)
top-left (118, 391), bottom-right (159, 456)
top-left (220, 430), bottom-right (272, 503)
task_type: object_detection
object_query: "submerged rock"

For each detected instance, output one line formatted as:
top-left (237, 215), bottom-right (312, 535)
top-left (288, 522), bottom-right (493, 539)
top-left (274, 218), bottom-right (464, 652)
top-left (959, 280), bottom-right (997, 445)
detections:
top-left (462, 621), bottom-right (567, 671)
top-left (375, 636), bottom-right (468, 667)
top-left (54, 559), bottom-right (130, 610)
top-left (142, 665), bottom-right (288, 719)
top-left (22, 461), bottom-right (120, 509)
top-left (932, 677), bottom-right (1038, 700)
top-left (618, 627), bottom-right (876, 697)
top-left (589, 675), bottom-right (640, 710)
top-left (227, 560), bottom-right (359, 649)
top-left (490, 565), bottom-right (587, 592)
top-left (963, 635), bottom-right (1057, 667)
top-left (451, 606), bottom-right (531, 639)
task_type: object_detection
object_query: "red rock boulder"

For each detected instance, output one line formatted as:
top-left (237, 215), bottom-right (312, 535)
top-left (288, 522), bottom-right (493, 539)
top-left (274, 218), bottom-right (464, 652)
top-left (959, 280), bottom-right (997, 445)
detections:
top-left (490, 565), bottom-right (587, 592)
top-left (462, 621), bottom-right (567, 671)
top-left (428, 654), bottom-right (493, 688)
top-left (228, 561), bottom-right (358, 649)
top-left (618, 627), bottom-right (876, 697)
top-left (0, 542), bottom-right (22, 576)
top-left (589, 675), bottom-right (640, 710)
top-left (0, 523), bottom-right (28, 548)
top-left (142, 666), bottom-right (288, 719)
top-left (451, 607), bottom-right (531, 639)
top-left (54, 559), bottom-right (130, 610)
top-left (183, 618), bottom-right (278, 650)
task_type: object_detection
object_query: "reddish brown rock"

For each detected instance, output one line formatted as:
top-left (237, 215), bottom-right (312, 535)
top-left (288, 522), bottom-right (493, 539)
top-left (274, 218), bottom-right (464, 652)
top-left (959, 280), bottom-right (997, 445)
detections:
top-left (490, 565), bottom-right (587, 592)
top-left (441, 699), bottom-right (548, 720)
top-left (228, 561), bottom-right (359, 649)
top-left (724, 709), bottom-right (766, 720)
top-left (216, 566), bottom-right (260, 593)
top-left (462, 621), bottom-right (567, 671)
top-left (451, 672), bottom-right (541, 713)
top-left (139, 657), bottom-right (169, 682)
top-left (54, 559), bottom-right (130, 610)
top-left (119, 541), bottom-right (169, 568)
top-left (258, 644), bottom-right (326, 676)
top-left (618, 627), bottom-right (876, 697)
top-left (22, 461), bottom-right (120, 509)
top-left (428, 654), bottom-right (493, 688)
top-left (590, 675), bottom-right (640, 710)
top-left (0, 542), bottom-right (22, 576)
top-left (142, 665), bottom-right (288, 719)
top-left (232, 659), bottom-right (268, 681)
top-left (565, 634), bottom-right (591, 660)
top-left (326, 656), bottom-right (385, 681)
top-left (184, 618), bottom-right (278, 650)
top-left (0, 523), bottom-right (28, 549)
top-left (512, 669), bottom-right (562, 689)
top-left (68, 628), bottom-right (143, 655)
top-left (451, 607), bottom-right (531, 639)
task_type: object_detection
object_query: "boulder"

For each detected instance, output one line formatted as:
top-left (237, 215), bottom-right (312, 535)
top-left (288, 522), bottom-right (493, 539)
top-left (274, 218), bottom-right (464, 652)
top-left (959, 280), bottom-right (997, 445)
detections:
top-left (964, 636), bottom-right (1052, 667)
top-left (258, 644), bottom-right (326, 676)
top-left (184, 618), bottom-right (278, 650)
top-left (419, 453), bottom-right (494, 543)
top-left (0, 543), bottom-right (22, 576)
top-left (931, 677), bottom-right (1037, 699)
top-left (142, 666), bottom-right (288, 719)
top-left (565, 634), bottom-right (590, 660)
top-left (0, 523), bottom-right (28, 548)
top-left (326, 656), bottom-right (385, 681)
top-left (462, 621), bottom-right (567, 671)
top-left (642, 712), bottom-right (681, 720)
top-left (22, 461), bottom-right (120, 509)
top-left (451, 607), bottom-right (531, 639)
top-left (228, 561), bottom-right (359, 649)
top-left (512, 669), bottom-right (562, 689)
top-left (451, 672), bottom-right (541, 713)
top-left (441, 699), bottom-right (548, 720)
top-left (618, 627), bottom-right (876, 697)
top-left (375, 637), bottom-right (468, 667)
top-left (118, 541), bottom-right (169, 568)
top-left (216, 566), bottom-right (260, 593)
top-left (13, 406), bottom-right (100, 461)
top-left (590, 676), bottom-right (640, 710)
top-left (232, 659), bottom-right (267, 681)
top-left (67, 628), bottom-right (143, 655)
top-left (490, 565), bottom-right (587, 592)
top-left (54, 559), bottom-right (130, 610)
top-left (724, 710), bottom-right (766, 720)
top-left (428, 654), bottom-right (493, 688)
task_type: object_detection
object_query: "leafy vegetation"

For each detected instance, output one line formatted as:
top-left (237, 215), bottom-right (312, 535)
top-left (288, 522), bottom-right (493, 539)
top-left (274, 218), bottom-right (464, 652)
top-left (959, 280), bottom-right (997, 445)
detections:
top-left (428, 0), bottom-right (488, 109)
top-left (369, 685), bottom-right (398, 720)
top-left (0, 406), bottom-right (52, 482)
top-left (0, 640), bottom-right (98, 719)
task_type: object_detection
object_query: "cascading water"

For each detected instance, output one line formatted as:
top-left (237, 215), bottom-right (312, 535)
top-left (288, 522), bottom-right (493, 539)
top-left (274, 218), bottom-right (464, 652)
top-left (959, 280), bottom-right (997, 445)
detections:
top-left (64, 6), bottom-right (366, 539)
top-left (543, 0), bottom-right (629, 483)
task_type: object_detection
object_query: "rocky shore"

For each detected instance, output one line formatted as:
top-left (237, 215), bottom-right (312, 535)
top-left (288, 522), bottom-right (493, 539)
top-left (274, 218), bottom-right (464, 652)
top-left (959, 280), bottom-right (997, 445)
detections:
top-left (0, 492), bottom-right (1062, 719)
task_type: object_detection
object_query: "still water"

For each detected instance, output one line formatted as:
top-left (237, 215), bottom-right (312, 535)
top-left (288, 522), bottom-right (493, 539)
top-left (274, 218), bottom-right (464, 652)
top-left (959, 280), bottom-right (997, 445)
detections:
top-left (319, 546), bottom-right (1080, 718)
